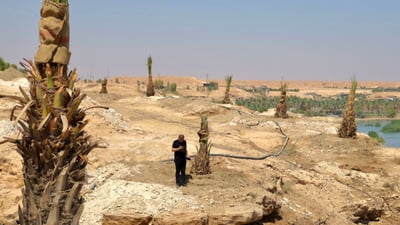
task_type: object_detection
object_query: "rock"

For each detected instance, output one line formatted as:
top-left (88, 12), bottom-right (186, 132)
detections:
top-left (102, 214), bottom-right (152, 225)
top-left (325, 126), bottom-right (337, 135)
top-left (152, 211), bottom-right (208, 225)
top-left (391, 199), bottom-right (400, 213)
top-left (208, 206), bottom-right (264, 225)
top-left (341, 199), bottom-right (384, 223)
top-left (258, 194), bottom-right (281, 216)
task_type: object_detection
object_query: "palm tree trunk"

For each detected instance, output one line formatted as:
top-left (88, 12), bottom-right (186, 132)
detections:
top-left (146, 56), bottom-right (155, 97)
top-left (0, 1), bottom-right (99, 224)
top-left (275, 82), bottom-right (288, 118)
top-left (338, 78), bottom-right (357, 138)
top-left (192, 115), bottom-right (212, 175)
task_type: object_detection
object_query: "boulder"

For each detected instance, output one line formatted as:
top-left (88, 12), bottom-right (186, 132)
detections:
top-left (152, 211), bottom-right (208, 225)
top-left (102, 214), bottom-right (152, 225)
top-left (341, 199), bottom-right (384, 223)
top-left (208, 206), bottom-right (264, 225)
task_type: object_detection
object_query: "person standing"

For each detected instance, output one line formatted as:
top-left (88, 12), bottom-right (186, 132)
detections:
top-left (172, 134), bottom-right (187, 186)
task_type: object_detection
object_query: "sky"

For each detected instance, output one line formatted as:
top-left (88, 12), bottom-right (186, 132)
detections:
top-left (0, 0), bottom-right (399, 81)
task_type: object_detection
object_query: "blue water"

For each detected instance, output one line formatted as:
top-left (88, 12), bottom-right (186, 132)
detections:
top-left (357, 120), bottom-right (400, 148)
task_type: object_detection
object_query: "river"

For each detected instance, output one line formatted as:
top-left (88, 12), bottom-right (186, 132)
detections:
top-left (357, 120), bottom-right (400, 148)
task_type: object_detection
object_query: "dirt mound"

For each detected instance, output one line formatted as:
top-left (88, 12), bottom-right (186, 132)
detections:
top-left (0, 67), bottom-right (25, 81)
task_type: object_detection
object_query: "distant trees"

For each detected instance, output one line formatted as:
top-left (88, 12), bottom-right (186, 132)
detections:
top-left (0, 57), bottom-right (11, 71)
top-left (236, 94), bottom-right (399, 118)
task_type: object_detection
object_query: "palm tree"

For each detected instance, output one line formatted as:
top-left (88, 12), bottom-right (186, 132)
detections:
top-left (0, 1), bottom-right (104, 224)
top-left (275, 82), bottom-right (288, 118)
top-left (146, 56), bottom-right (155, 97)
top-left (338, 77), bottom-right (357, 138)
top-left (192, 115), bottom-right (212, 174)
top-left (99, 78), bottom-right (108, 94)
top-left (222, 74), bottom-right (233, 104)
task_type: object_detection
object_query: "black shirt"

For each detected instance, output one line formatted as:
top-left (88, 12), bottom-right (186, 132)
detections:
top-left (172, 140), bottom-right (187, 159)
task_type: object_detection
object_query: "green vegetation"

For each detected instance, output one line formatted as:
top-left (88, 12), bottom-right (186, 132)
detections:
top-left (154, 79), bottom-right (165, 89)
top-left (236, 95), bottom-right (400, 118)
top-left (207, 81), bottom-right (219, 91)
top-left (152, 80), bottom-right (177, 93)
top-left (381, 120), bottom-right (400, 133)
top-left (0, 57), bottom-right (11, 71)
top-left (368, 131), bottom-right (385, 143)
top-left (372, 87), bottom-right (400, 93)
top-left (223, 75), bottom-right (233, 104)
top-left (365, 122), bottom-right (382, 127)
top-left (169, 82), bottom-right (177, 93)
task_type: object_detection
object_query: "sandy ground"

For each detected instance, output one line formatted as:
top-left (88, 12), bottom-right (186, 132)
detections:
top-left (0, 74), bottom-right (400, 224)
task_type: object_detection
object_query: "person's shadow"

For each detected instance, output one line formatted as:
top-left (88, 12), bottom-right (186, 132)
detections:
top-left (184, 174), bottom-right (193, 184)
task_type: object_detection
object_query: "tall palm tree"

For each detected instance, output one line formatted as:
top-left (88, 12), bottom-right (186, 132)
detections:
top-left (222, 74), bottom-right (233, 104)
top-left (0, 1), bottom-right (104, 224)
top-left (192, 115), bottom-right (212, 174)
top-left (275, 82), bottom-right (288, 118)
top-left (338, 77), bottom-right (357, 138)
top-left (146, 56), bottom-right (155, 97)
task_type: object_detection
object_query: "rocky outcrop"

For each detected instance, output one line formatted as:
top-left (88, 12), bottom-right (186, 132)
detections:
top-left (341, 199), bottom-right (384, 223)
top-left (153, 211), bottom-right (208, 225)
top-left (208, 206), bottom-right (264, 225)
top-left (101, 197), bottom-right (279, 225)
top-left (102, 214), bottom-right (152, 225)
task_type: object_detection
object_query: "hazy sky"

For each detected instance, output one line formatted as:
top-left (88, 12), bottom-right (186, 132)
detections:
top-left (1, 1), bottom-right (399, 81)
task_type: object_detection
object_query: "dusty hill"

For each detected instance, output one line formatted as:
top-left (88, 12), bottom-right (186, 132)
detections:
top-left (0, 75), bottom-right (399, 225)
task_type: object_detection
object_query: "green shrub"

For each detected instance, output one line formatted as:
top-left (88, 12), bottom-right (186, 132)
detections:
top-left (387, 109), bottom-right (397, 118)
top-left (368, 131), bottom-right (384, 143)
top-left (207, 81), bottom-right (219, 91)
top-left (154, 79), bottom-right (164, 89)
top-left (381, 120), bottom-right (400, 133)
top-left (0, 57), bottom-right (10, 71)
top-left (169, 83), bottom-right (177, 93)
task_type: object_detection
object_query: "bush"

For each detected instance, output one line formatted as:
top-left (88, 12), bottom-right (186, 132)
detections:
top-left (169, 83), bottom-right (177, 93)
top-left (387, 109), bottom-right (397, 118)
top-left (0, 57), bottom-right (11, 71)
top-left (381, 120), bottom-right (400, 133)
top-left (154, 80), bottom-right (164, 89)
top-left (368, 131), bottom-right (384, 143)
top-left (207, 81), bottom-right (219, 91)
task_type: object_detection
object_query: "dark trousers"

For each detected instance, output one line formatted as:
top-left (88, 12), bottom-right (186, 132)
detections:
top-left (174, 157), bottom-right (186, 185)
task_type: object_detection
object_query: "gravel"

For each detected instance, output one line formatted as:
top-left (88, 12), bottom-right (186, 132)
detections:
top-left (0, 120), bottom-right (18, 140)
top-left (80, 178), bottom-right (199, 225)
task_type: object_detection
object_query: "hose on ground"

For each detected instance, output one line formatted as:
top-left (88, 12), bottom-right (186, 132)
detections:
top-left (161, 120), bottom-right (289, 162)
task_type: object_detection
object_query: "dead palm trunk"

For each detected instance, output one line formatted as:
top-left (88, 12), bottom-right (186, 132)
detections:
top-left (0, 1), bottom-right (102, 224)
top-left (275, 82), bottom-right (288, 118)
top-left (146, 56), bottom-right (155, 97)
top-left (222, 75), bottom-right (233, 104)
top-left (338, 77), bottom-right (357, 138)
top-left (99, 78), bottom-right (108, 94)
top-left (192, 115), bottom-right (212, 175)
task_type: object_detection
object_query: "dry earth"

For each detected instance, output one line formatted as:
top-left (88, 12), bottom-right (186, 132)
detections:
top-left (0, 72), bottom-right (400, 225)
